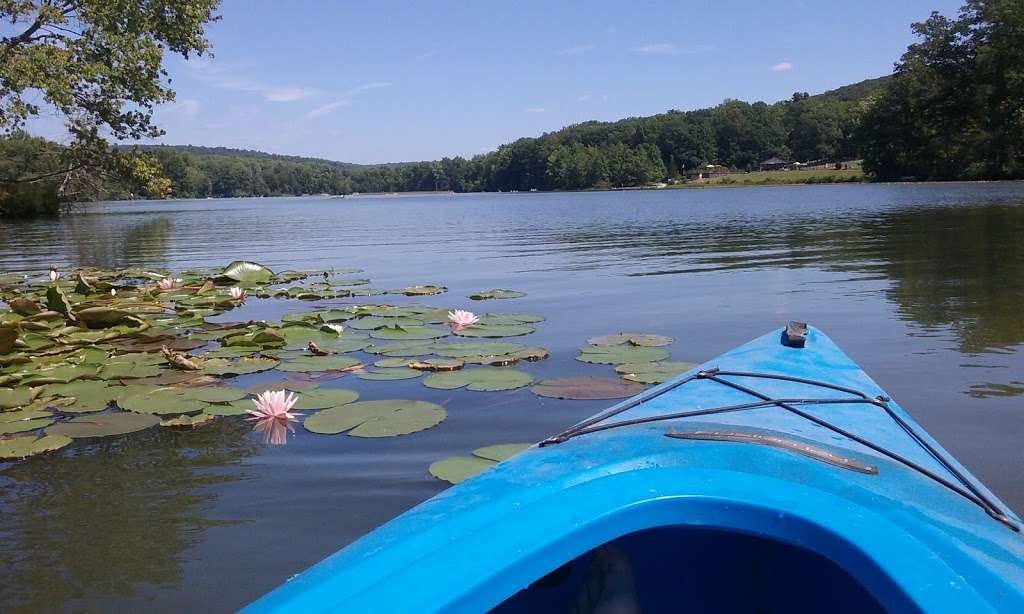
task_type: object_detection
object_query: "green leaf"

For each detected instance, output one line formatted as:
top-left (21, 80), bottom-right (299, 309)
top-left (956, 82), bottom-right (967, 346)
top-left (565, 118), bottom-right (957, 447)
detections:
top-left (393, 285), bottom-right (447, 296)
top-left (429, 443), bottom-right (530, 483)
top-left (423, 367), bottom-right (533, 392)
top-left (160, 413), bottom-right (215, 428)
top-left (275, 355), bottom-right (361, 373)
top-left (187, 386), bottom-right (248, 403)
top-left (468, 289), bottom-right (527, 300)
top-left (531, 377), bottom-right (648, 400)
top-left (576, 344), bottom-right (670, 365)
top-left (587, 333), bottom-right (674, 347)
top-left (369, 325), bottom-right (449, 341)
top-left (364, 341), bottom-right (435, 357)
top-left (202, 356), bottom-right (279, 376)
top-left (356, 367), bottom-right (424, 381)
top-left (221, 261), bottom-right (274, 284)
top-left (0, 416), bottom-right (54, 434)
top-left (0, 434), bottom-right (72, 459)
top-left (0, 326), bottom-right (16, 354)
top-left (40, 380), bottom-right (124, 412)
top-left (346, 316), bottom-right (424, 330)
top-left (291, 388), bottom-right (359, 410)
top-left (47, 412), bottom-right (160, 438)
top-left (117, 388), bottom-right (209, 415)
top-left (46, 285), bottom-right (74, 317)
top-left (245, 379), bottom-right (320, 394)
top-left (0, 386), bottom-right (40, 408)
top-left (452, 323), bottom-right (534, 338)
top-left (614, 361), bottom-right (697, 384)
top-left (432, 342), bottom-right (526, 358)
top-left (304, 400), bottom-right (446, 437)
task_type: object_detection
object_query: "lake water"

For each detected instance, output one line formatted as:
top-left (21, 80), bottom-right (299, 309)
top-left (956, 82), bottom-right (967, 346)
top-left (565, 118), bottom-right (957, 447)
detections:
top-left (1, 183), bottom-right (1024, 612)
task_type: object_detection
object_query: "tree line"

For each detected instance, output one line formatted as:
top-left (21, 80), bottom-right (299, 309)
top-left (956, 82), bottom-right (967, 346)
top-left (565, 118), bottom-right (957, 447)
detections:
top-left (2, 0), bottom-right (1022, 216)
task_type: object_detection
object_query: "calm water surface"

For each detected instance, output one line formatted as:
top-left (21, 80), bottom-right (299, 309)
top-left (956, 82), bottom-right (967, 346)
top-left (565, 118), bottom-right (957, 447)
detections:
top-left (1, 184), bottom-right (1024, 612)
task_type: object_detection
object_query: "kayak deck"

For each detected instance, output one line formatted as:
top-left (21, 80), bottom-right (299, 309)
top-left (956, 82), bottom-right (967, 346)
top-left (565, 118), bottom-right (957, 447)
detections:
top-left (245, 326), bottom-right (1024, 613)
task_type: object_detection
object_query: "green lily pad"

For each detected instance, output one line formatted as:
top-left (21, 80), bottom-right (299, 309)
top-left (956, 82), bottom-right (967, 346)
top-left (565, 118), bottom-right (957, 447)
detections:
top-left (531, 377), bottom-right (648, 400)
top-left (615, 361), bottom-right (697, 384)
top-left (117, 387), bottom-right (213, 415)
top-left (356, 367), bottom-right (424, 381)
top-left (468, 289), bottom-right (527, 300)
top-left (75, 307), bottom-right (140, 329)
top-left (408, 358), bottom-right (464, 371)
top-left (304, 399), bottom-right (446, 437)
top-left (47, 412), bottom-right (160, 438)
top-left (291, 388), bottom-right (359, 410)
top-left (276, 355), bottom-right (361, 373)
top-left (187, 386), bottom-right (248, 403)
top-left (203, 400), bottom-right (253, 416)
top-left (429, 442), bottom-right (530, 484)
top-left (452, 323), bottom-right (534, 338)
top-left (576, 344), bottom-right (670, 365)
top-left (46, 285), bottom-right (74, 317)
top-left (39, 381), bottom-right (124, 412)
top-left (477, 313), bottom-right (545, 325)
top-left (0, 408), bottom-right (54, 423)
top-left (160, 413), bottom-right (215, 428)
top-left (394, 285), bottom-right (447, 296)
top-left (587, 333), bottom-right (674, 347)
top-left (202, 356), bottom-right (280, 376)
top-left (346, 317), bottom-right (424, 330)
top-left (221, 261), bottom-right (274, 284)
top-left (423, 367), bottom-right (533, 392)
top-left (369, 325), bottom-right (449, 341)
top-left (364, 342), bottom-right (435, 357)
top-left (22, 363), bottom-right (101, 385)
top-left (0, 416), bottom-right (54, 434)
top-left (245, 379), bottom-right (320, 394)
top-left (432, 342), bottom-right (526, 358)
top-left (8, 297), bottom-right (41, 316)
top-left (373, 357), bottom-right (414, 368)
top-left (0, 386), bottom-right (40, 409)
top-left (0, 434), bottom-right (73, 459)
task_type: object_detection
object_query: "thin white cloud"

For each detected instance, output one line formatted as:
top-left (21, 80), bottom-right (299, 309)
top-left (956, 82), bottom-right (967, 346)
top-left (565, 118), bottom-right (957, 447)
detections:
top-left (557, 43), bottom-right (595, 55)
top-left (303, 82), bottom-right (394, 120)
top-left (633, 43), bottom-right (677, 55)
top-left (305, 100), bottom-right (350, 119)
top-left (577, 94), bottom-right (593, 103)
top-left (264, 87), bottom-right (317, 102)
top-left (525, 107), bottom-right (546, 113)
top-left (187, 59), bottom-right (318, 102)
top-left (771, 62), bottom-right (794, 72)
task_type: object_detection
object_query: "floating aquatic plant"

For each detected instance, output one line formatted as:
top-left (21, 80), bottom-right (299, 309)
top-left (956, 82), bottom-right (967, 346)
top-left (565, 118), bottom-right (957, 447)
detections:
top-left (429, 443), bottom-right (531, 484)
top-left (447, 309), bottom-right (480, 330)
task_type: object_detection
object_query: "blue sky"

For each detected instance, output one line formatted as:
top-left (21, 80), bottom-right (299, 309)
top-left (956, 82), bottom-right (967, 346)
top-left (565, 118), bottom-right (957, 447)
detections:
top-left (43, 1), bottom-right (966, 164)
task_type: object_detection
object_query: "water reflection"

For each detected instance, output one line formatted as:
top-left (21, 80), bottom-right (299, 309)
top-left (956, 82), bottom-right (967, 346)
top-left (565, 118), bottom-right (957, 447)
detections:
top-left (0, 421), bottom-right (259, 612)
top-left (251, 416), bottom-right (295, 445)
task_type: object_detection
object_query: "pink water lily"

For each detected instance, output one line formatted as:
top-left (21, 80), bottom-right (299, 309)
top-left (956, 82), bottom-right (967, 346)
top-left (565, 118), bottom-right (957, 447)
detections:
top-left (324, 323), bottom-right (345, 335)
top-left (230, 287), bottom-right (246, 301)
top-left (157, 277), bottom-right (176, 291)
top-left (48, 266), bottom-right (60, 282)
top-left (248, 389), bottom-right (301, 421)
top-left (448, 309), bottom-right (480, 330)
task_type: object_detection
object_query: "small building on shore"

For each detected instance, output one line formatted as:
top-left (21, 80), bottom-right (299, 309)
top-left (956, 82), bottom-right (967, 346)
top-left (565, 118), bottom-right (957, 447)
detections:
top-left (759, 157), bottom-right (792, 171)
top-left (684, 164), bottom-right (732, 180)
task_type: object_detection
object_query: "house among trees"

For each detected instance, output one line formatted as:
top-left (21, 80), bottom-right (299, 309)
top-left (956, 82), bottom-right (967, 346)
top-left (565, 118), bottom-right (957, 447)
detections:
top-left (684, 164), bottom-right (732, 180)
top-left (759, 157), bottom-right (792, 171)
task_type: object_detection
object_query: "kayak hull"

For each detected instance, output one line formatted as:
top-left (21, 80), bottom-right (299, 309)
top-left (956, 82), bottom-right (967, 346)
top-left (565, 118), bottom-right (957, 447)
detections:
top-left (245, 326), bottom-right (1024, 613)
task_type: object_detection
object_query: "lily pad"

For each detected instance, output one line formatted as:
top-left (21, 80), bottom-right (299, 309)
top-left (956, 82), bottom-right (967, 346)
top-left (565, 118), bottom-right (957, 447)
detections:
top-left (576, 344), bottom-right (670, 365)
top-left (364, 342), bottom-right (435, 357)
top-left (40, 380), bottom-right (124, 412)
top-left (395, 285), bottom-right (447, 296)
top-left (587, 333), bottom-right (674, 347)
top-left (356, 367), bottom-right (424, 381)
top-left (304, 400), bottom-right (446, 437)
top-left (0, 416), bottom-right (55, 434)
top-left (276, 355), bottom-right (361, 373)
top-left (346, 316), bottom-right (424, 331)
top-left (221, 261), bottom-right (274, 284)
top-left (245, 379), bottom-right (320, 394)
top-left (0, 434), bottom-right (73, 459)
top-left (452, 323), bottom-right (534, 338)
top-left (203, 400), bottom-right (253, 416)
top-left (202, 356), bottom-right (280, 376)
top-left (47, 412), bottom-right (160, 438)
top-left (531, 377), bottom-right (648, 400)
top-left (0, 326), bottom-right (16, 353)
top-left (160, 413), bottom-right (215, 428)
top-left (432, 342), bottom-right (526, 358)
top-left (468, 289), bottom-right (527, 300)
top-left (615, 361), bottom-right (697, 384)
top-left (369, 325), bottom-right (449, 341)
top-left (477, 313), bottom-right (545, 325)
top-left (0, 408), bottom-right (54, 423)
top-left (423, 367), bottom-right (533, 392)
top-left (429, 442), bottom-right (530, 484)
top-left (408, 358), bottom-right (464, 371)
top-left (0, 386), bottom-right (40, 409)
top-left (373, 357), bottom-right (414, 368)
top-left (187, 386), bottom-right (248, 403)
top-left (291, 388), bottom-right (359, 410)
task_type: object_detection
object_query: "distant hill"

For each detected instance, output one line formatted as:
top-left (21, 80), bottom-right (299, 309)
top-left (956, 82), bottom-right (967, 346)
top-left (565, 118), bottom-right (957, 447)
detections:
top-left (816, 75), bottom-right (892, 102)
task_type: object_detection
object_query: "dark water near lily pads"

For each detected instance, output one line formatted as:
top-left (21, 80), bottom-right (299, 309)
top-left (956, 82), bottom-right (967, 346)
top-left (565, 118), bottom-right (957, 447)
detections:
top-left (2, 183), bottom-right (1024, 612)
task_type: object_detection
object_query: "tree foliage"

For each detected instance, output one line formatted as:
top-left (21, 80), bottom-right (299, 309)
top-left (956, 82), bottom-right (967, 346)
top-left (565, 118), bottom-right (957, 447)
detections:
top-left (0, 0), bottom-right (220, 214)
top-left (860, 0), bottom-right (1024, 180)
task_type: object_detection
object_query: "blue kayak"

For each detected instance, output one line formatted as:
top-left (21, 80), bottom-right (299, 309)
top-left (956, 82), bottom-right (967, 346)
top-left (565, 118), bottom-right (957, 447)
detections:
top-left (245, 325), bottom-right (1024, 613)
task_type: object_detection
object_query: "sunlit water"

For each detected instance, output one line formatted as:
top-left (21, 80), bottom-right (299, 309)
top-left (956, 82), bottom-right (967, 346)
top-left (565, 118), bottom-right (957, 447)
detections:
top-left (1, 183), bottom-right (1024, 612)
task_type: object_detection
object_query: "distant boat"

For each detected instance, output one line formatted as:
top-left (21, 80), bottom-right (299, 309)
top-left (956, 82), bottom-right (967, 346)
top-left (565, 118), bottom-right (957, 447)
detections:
top-left (245, 323), bottom-right (1024, 613)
